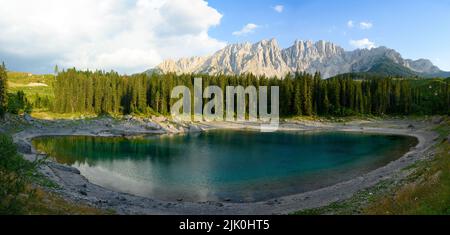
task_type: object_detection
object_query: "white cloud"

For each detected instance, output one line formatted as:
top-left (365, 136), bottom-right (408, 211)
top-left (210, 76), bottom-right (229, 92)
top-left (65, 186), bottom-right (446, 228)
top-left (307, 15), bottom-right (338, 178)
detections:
top-left (0, 0), bottom-right (226, 74)
top-left (232, 23), bottom-right (259, 36)
top-left (347, 20), bottom-right (354, 28)
top-left (349, 38), bottom-right (376, 49)
top-left (273, 5), bottom-right (284, 13)
top-left (359, 21), bottom-right (373, 30)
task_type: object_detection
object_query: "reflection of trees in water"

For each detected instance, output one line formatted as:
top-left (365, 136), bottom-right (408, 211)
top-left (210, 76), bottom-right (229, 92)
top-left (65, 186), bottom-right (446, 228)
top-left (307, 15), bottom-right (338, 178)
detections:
top-left (33, 136), bottom-right (185, 166)
top-left (32, 132), bottom-right (419, 202)
top-left (34, 132), bottom-right (417, 169)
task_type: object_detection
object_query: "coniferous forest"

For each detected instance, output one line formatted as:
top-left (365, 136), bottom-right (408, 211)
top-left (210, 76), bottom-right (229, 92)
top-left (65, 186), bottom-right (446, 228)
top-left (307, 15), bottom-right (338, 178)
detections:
top-left (50, 68), bottom-right (450, 117)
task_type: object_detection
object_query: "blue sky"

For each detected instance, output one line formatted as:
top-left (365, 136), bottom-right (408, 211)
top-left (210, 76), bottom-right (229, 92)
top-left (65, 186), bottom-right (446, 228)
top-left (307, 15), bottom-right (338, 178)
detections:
top-left (208, 0), bottom-right (450, 70)
top-left (0, 0), bottom-right (449, 74)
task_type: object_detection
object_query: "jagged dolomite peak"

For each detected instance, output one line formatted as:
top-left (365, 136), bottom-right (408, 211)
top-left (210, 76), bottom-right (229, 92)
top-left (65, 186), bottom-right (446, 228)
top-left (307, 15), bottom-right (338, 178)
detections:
top-left (197, 38), bottom-right (290, 78)
top-left (404, 59), bottom-right (441, 74)
top-left (281, 40), bottom-right (346, 78)
top-left (152, 39), bottom-right (446, 79)
top-left (157, 56), bottom-right (208, 74)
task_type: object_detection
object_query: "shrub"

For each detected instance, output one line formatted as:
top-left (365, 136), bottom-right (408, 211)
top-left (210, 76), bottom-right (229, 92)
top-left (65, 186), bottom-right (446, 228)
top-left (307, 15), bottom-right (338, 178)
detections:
top-left (7, 91), bottom-right (32, 115)
top-left (0, 133), bottom-right (37, 214)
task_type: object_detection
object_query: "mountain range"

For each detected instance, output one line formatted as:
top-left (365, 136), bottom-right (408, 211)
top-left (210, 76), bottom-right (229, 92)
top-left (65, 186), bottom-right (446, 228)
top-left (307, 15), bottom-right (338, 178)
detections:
top-left (147, 39), bottom-right (450, 79)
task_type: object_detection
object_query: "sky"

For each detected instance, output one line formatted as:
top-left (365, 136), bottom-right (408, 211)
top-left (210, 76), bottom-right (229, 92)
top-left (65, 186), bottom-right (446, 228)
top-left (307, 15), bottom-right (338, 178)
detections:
top-left (0, 0), bottom-right (449, 74)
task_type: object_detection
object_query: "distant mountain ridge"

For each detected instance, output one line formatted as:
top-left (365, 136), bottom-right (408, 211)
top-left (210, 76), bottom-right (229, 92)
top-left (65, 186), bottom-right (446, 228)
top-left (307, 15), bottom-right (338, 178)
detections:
top-left (148, 39), bottom-right (450, 79)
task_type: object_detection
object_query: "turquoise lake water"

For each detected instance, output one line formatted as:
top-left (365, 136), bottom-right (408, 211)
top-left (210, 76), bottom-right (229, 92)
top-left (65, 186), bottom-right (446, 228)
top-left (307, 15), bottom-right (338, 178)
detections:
top-left (32, 131), bottom-right (417, 202)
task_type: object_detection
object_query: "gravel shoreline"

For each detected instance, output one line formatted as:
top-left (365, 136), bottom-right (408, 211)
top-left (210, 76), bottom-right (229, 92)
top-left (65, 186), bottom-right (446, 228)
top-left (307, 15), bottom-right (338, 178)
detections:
top-left (13, 118), bottom-right (439, 215)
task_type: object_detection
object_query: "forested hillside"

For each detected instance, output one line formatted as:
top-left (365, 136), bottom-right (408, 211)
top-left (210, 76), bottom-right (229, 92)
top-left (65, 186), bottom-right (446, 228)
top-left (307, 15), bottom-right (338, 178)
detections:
top-left (51, 69), bottom-right (449, 117)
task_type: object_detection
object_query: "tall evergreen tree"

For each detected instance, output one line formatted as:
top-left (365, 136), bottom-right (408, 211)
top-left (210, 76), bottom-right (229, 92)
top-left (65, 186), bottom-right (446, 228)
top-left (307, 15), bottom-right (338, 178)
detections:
top-left (0, 62), bottom-right (8, 118)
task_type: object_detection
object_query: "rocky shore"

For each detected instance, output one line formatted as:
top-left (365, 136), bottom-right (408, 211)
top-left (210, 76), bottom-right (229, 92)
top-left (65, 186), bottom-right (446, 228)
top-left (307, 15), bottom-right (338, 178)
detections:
top-left (11, 115), bottom-right (440, 214)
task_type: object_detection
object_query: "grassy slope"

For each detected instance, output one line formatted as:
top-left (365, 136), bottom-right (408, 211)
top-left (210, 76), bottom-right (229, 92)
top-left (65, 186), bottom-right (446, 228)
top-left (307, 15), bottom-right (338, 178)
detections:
top-left (7, 71), bottom-right (62, 118)
top-left (23, 188), bottom-right (109, 215)
top-left (7, 71), bottom-right (55, 99)
top-left (364, 120), bottom-right (450, 215)
top-left (294, 117), bottom-right (450, 215)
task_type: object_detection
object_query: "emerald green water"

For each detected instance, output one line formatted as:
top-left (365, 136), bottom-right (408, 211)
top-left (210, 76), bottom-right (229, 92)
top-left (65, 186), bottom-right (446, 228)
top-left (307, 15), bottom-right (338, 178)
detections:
top-left (32, 131), bottom-right (417, 202)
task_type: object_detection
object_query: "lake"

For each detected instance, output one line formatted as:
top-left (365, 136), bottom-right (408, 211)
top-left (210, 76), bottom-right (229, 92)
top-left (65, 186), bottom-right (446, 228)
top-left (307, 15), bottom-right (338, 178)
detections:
top-left (32, 130), bottom-right (417, 202)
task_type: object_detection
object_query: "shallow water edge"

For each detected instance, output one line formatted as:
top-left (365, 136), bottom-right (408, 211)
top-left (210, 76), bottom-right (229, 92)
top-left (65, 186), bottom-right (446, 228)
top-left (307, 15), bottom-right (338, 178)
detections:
top-left (13, 119), bottom-right (439, 214)
top-left (32, 131), bottom-right (418, 203)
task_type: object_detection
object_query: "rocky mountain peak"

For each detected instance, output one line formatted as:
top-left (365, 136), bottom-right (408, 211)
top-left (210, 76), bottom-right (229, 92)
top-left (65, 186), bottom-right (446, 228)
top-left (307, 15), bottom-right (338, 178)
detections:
top-left (405, 58), bottom-right (441, 74)
top-left (150, 39), bottom-right (447, 79)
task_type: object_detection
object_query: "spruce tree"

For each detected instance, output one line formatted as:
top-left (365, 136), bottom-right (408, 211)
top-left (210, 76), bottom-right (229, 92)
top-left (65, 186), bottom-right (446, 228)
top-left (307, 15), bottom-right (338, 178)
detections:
top-left (0, 62), bottom-right (8, 118)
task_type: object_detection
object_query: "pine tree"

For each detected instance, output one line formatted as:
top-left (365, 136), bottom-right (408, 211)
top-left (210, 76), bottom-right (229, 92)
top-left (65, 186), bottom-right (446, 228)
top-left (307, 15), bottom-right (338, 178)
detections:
top-left (0, 62), bottom-right (8, 118)
top-left (322, 86), bottom-right (330, 115)
top-left (293, 80), bottom-right (302, 116)
top-left (54, 65), bottom-right (59, 75)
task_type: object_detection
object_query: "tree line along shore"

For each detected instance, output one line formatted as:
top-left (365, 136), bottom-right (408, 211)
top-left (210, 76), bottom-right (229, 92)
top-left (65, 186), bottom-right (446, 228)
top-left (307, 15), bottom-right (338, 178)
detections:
top-left (1, 64), bottom-right (449, 119)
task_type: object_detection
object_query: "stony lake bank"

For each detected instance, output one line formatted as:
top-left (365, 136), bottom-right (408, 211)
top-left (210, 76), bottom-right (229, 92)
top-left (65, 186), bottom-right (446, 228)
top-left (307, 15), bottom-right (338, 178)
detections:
top-left (1, 114), bottom-right (447, 214)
